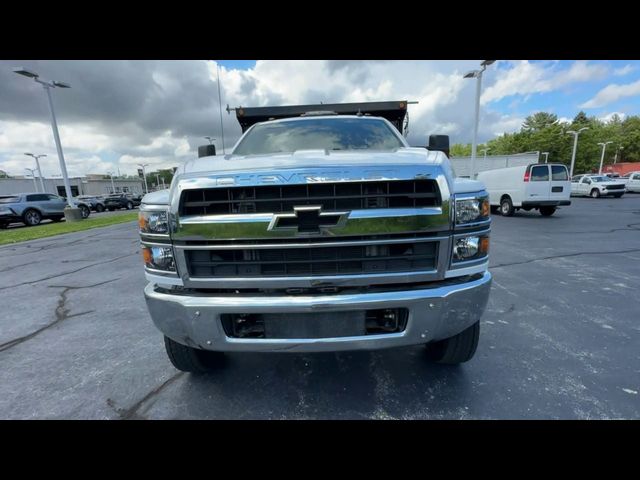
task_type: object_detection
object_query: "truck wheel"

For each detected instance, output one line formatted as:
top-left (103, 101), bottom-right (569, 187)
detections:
top-left (23, 209), bottom-right (42, 226)
top-left (0, 222), bottom-right (8, 229)
top-left (590, 189), bottom-right (600, 198)
top-left (539, 206), bottom-right (556, 216)
top-left (164, 336), bottom-right (225, 373)
top-left (96, 204), bottom-right (105, 212)
top-left (500, 197), bottom-right (515, 216)
top-left (126, 201), bottom-right (133, 210)
top-left (425, 321), bottom-right (480, 365)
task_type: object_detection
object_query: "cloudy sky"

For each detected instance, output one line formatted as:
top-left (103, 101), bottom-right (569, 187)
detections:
top-left (1, 60), bottom-right (638, 177)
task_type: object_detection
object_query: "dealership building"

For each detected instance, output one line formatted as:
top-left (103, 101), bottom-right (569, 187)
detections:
top-left (0, 175), bottom-right (145, 197)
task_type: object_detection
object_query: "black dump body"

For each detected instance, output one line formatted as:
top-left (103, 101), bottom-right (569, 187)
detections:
top-left (233, 100), bottom-right (409, 134)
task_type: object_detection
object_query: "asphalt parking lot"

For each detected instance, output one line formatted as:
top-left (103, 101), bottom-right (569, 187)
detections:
top-left (0, 195), bottom-right (639, 419)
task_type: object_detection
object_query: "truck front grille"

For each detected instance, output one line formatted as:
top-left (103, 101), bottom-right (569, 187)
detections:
top-left (180, 179), bottom-right (439, 216)
top-left (185, 240), bottom-right (437, 278)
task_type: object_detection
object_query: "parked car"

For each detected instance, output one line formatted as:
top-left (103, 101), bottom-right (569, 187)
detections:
top-left (103, 193), bottom-right (140, 211)
top-left (570, 174), bottom-right (625, 198)
top-left (0, 193), bottom-right (91, 228)
top-left (476, 163), bottom-right (571, 217)
top-left (75, 195), bottom-right (105, 212)
top-left (620, 172), bottom-right (640, 193)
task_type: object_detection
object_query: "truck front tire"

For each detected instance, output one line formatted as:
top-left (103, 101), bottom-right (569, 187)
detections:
top-left (425, 321), bottom-right (480, 365)
top-left (164, 336), bottom-right (225, 373)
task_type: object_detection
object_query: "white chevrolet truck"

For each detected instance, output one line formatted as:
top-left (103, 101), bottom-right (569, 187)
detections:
top-left (138, 101), bottom-right (492, 373)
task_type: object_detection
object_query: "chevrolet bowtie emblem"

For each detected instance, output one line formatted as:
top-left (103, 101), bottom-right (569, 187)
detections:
top-left (268, 206), bottom-right (349, 235)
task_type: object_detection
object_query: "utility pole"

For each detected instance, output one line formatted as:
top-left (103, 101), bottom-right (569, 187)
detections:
top-left (597, 141), bottom-right (613, 174)
top-left (567, 128), bottom-right (588, 177)
top-left (138, 163), bottom-right (149, 194)
top-left (25, 153), bottom-right (46, 192)
top-left (14, 67), bottom-right (79, 218)
top-left (25, 168), bottom-right (38, 191)
top-left (464, 60), bottom-right (496, 179)
top-left (216, 63), bottom-right (226, 154)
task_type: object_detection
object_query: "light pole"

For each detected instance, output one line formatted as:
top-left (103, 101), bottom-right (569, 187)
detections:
top-left (13, 67), bottom-right (76, 210)
top-left (480, 148), bottom-right (490, 164)
top-left (614, 145), bottom-right (624, 164)
top-left (25, 153), bottom-right (46, 192)
top-left (566, 127), bottom-right (588, 177)
top-left (138, 163), bottom-right (149, 194)
top-left (464, 60), bottom-right (496, 179)
top-left (204, 136), bottom-right (216, 145)
top-left (597, 141), bottom-right (613, 174)
top-left (25, 168), bottom-right (38, 191)
top-left (541, 152), bottom-right (550, 163)
top-left (107, 171), bottom-right (115, 193)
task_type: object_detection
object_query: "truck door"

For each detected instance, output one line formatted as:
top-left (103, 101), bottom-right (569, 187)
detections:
top-left (629, 173), bottom-right (640, 192)
top-left (581, 177), bottom-right (592, 195)
top-left (527, 165), bottom-right (550, 201)
top-left (549, 165), bottom-right (570, 201)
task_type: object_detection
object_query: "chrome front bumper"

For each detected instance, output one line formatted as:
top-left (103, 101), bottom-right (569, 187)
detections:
top-left (144, 271), bottom-right (492, 353)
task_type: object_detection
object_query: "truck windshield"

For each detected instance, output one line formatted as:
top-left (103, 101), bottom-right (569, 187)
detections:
top-left (590, 176), bottom-right (609, 183)
top-left (233, 118), bottom-right (404, 155)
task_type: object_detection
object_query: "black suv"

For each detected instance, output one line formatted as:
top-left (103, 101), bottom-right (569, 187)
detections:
top-left (103, 194), bottom-right (141, 211)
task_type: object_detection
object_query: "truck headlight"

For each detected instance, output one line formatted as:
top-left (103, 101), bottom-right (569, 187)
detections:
top-left (142, 245), bottom-right (176, 272)
top-left (139, 209), bottom-right (169, 234)
top-left (453, 235), bottom-right (489, 262)
top-left (455, 196), bottom-right (490, 225)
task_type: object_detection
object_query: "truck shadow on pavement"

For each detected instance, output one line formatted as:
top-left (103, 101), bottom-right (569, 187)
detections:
top-left (168, 348), bottom-right (476, 420)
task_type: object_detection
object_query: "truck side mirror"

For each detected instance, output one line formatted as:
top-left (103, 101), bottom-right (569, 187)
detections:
top-left (198, 144), bottom-right (216, 158)
top-left (428, 135), bottom-right (450, 158)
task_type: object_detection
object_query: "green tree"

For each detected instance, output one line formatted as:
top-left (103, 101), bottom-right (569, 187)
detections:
top-left (522, 112), bottom-right (558, 132)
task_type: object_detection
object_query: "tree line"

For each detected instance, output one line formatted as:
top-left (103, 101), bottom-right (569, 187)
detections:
top-left (450, 111), bottom-right (639, 174)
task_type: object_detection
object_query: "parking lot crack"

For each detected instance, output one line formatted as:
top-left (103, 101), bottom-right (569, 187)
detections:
top-left (0, 279), bottom-right (119, 353)
top-left (492, 248), bottom-right (640, 269)
top-left (108, 372), bottom-right (185, 420)
top-left (0, 254), bottom-right (135, 292)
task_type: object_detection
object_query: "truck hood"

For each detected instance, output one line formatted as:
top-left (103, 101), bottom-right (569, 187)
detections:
top-left (452, 177), bottom-right (486, 194)
top-left (180, 148), bottom-right (443, 175)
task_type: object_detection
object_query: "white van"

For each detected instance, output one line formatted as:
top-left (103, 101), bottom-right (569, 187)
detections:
top-left (476, 163), bottom-right (571, 217)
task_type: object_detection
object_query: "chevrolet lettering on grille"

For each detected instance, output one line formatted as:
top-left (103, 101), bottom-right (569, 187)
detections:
top-left (268, 205), bottom-right (349, 234)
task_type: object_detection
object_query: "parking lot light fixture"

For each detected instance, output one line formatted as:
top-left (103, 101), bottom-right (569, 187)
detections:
top-left (566, 127), bottom-right (588, 177)
top-left (597, 141), bottom-right (613, 174)
top-left (480, 148), bottom-right (490, 163)
top-left (25, 168), bottom-right (38, 191)
top-left (137, 163), bottom-right (149, 194)
top-left (464, 60), bottom-right (496, 179)
top-left (541, 152), bottom-right (550, 163)
top-left (14, 67), bottom-right (75, 208)
top-left (614, 145), bottom-right (624, 164)
top-left (25, 153), bottom-right (47, 192)
top-left (107, 171), bottom-right (115, 194)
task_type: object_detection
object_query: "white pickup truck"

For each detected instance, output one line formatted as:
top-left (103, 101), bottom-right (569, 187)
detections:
top-left (138, 101), bottom-right (493, 373)
top-left (570, 174), bottom-right (626, 198)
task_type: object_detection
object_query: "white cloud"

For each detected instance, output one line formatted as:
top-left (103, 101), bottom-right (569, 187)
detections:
top-left (580, 79), bottom-right (640, 108)
top-left (613, 64), bottom-right (636, 76)
top-left (599, 112), bottom-right (627, 123)
top-left (481, 60), bottom-right (609, 105)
